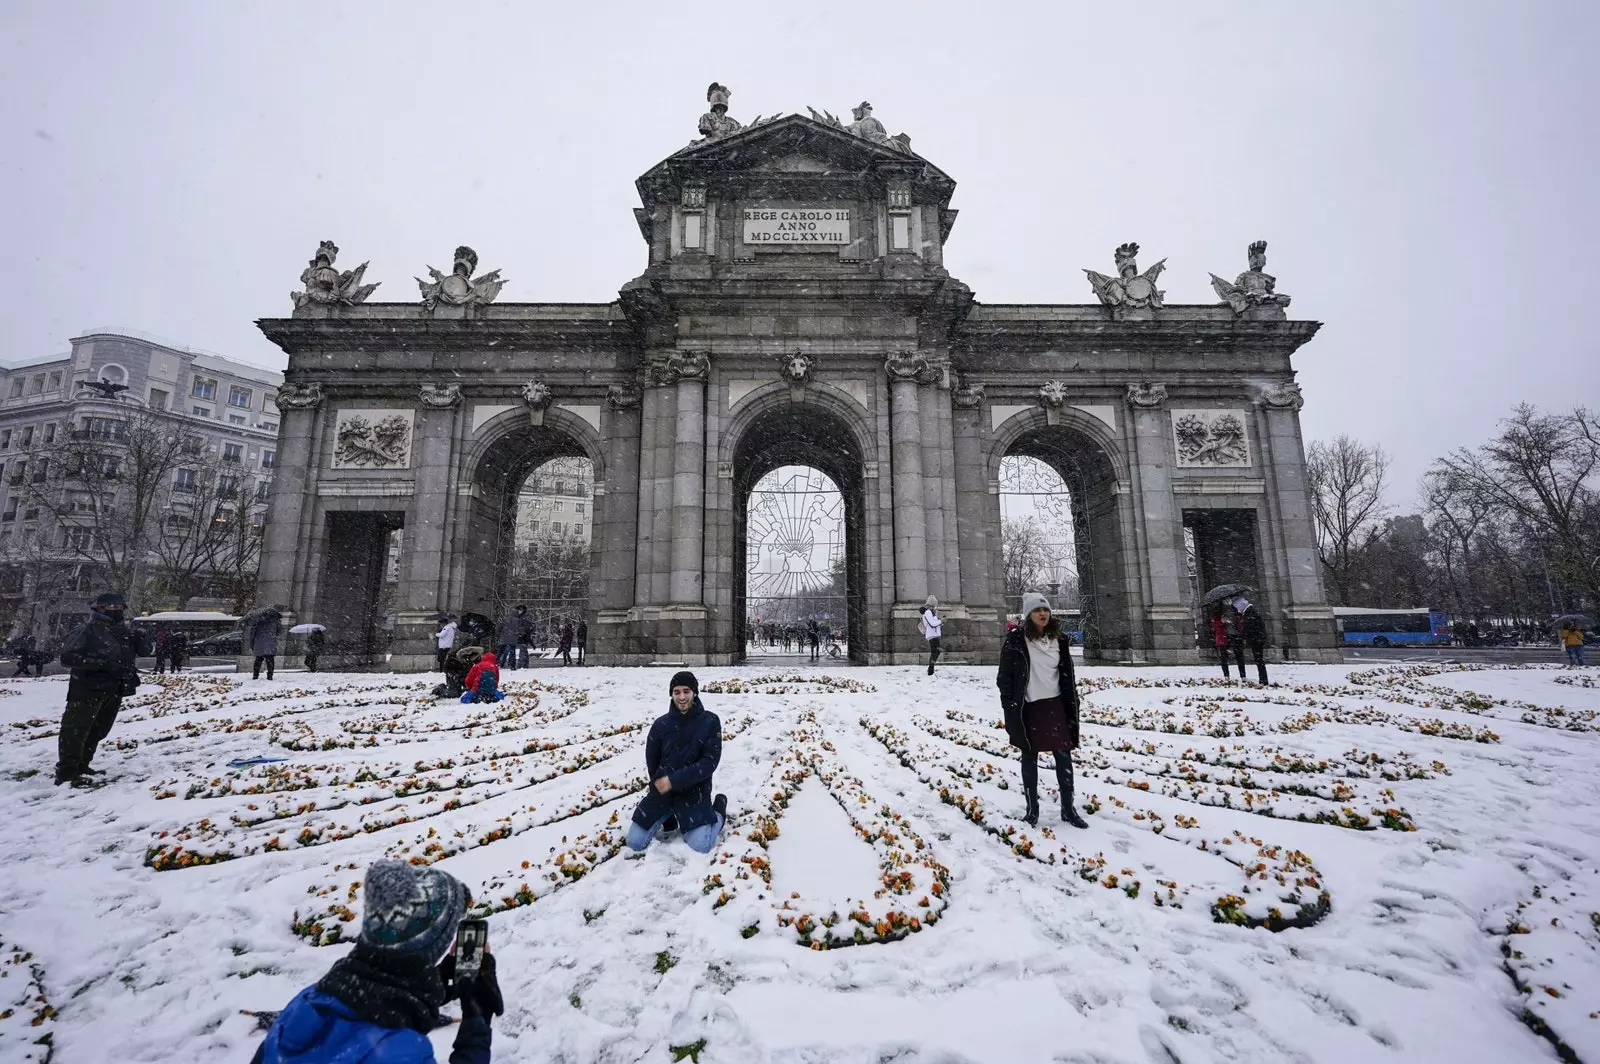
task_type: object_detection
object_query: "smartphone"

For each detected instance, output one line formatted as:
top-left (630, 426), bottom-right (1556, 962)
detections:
top-left (455, 919), bottom-right (488, 977)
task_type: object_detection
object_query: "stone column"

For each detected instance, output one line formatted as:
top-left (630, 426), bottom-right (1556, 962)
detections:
top-left (885, 352), bottom-right (930, 605)
top-left (597, 385), bottom-right (641, 614)
top-left (1255, 384), bottom-right (1339, 660)
top-left (951, 381), bottom-right (994, 611)
top-left (391, 386), bottom-right (461, 669)
top-left (255, 386), bottom-right (323, 615)
top-left (916, 380), bottom-right (947, 603)
top-left (669, 357), bottom-right (708, 604)
top-left (1124, 383), bottom-right (1189, 660)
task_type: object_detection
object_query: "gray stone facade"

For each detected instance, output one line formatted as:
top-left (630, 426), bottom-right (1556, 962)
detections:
top-left (256, 113), bottom-right (1338, 670)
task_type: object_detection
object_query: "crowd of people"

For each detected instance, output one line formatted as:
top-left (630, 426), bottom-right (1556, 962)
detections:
top-left (745, 618), bottom-right (840, 660)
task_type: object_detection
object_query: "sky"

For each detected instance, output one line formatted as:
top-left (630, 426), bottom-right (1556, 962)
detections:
top-left (2, 1), bottom-right (1597, 508)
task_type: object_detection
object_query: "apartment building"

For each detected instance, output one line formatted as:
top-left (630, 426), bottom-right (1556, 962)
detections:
top-left (0, 329), bottom-right (284, 637)
top-left (513, 456), bottom-right (594, 547)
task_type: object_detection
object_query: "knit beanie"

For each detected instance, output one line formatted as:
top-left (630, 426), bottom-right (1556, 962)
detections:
top-left (93, 591), bottom-right (127, 609)
top-left (1020, 592), bottom-right (1051, 618)
top-left (669, 670), bottom-right (699, 694)
top-left (358, 859), bottom-right (467, 964)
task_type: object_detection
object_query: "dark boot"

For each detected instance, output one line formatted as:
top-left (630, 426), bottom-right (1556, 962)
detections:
top-left (53, 766), bottom-right (80, 786)
top-left (1056, 755), bottom-right (1089, 829)
top-left (1020, 751), bottom-right (1041, 825)
top-left (1023, 786), bottom-right (1040, 827)
top-left (713, 793), bottom-right (728, 820)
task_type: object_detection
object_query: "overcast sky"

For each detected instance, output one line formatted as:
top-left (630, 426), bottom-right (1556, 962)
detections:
top-left (3, 1), bottom-right (1596, 506)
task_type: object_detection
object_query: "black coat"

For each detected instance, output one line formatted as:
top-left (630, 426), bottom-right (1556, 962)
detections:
top-left (60, 613), bottom-right (151, 699)
top-left (996, 626), bottom-right (1080, 752)
top-left (632, 698), bottom-right (722, 832)
top-left (1239, 608), bottom-right (1268, 648)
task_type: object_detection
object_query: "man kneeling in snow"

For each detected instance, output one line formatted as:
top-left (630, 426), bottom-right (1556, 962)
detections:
top-left (627, 671), bottom-right (727, 854)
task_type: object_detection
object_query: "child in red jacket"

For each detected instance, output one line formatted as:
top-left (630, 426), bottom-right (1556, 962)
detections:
top-left (463, 652), bottom-right (501, 703)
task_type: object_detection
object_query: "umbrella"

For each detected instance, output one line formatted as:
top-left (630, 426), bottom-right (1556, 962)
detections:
top-left (1555, 614), bottom-right (1593, 628)
top-left (1201, 583), bottom-right (1254, 606)
top-left (289, 623), bottom-right (326, 634)
top-left (459, 612), bottom-right (496, 646)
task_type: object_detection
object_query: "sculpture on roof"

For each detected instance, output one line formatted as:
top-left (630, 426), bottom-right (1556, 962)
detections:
top-left (698, 82), bottom-right (743, 141)
top-left (805, 101), bottom-right (912, 154)
top-left (291, 240), bottom-right (379, 310)
top-left (1210, 241), bottom-right (1292, 320)
top-left (1085, 243), bottom-right (1166, 318)
top-left (417, 246), bottom-right (506, 311)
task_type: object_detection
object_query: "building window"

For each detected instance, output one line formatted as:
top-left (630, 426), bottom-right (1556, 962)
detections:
top-left (574, 523), bottom-right (584, 536)
top-left (890, 213), bottom-right (910, 250)
top-left (49, 371), bottom-right (62, 390)
top-left (191, 377), bottom-right (217, 401)
top-left (261, 421), bottom-right (278, 433)
top-left (174, 469), bottom-right (198, 493)
top-left (261, 450), bottom-right (276, 469)
top-left (62, 527), bottom-right (93, 551)
top-left (30, 375), bottom-right (45, 395)
top-left (149, 388), bottom-right (169, 411)
top-left (101, 457), bottom-right (118, 479)
top-left (192, 406), bottom-right (211, 418)
top-left (7, 462), bottom-right (23, 485)
top-left (554, 500), bottom-right (565, 512)
top-left (8, 380), bottom-right (22, 399)
top-left (228, 414), bottom-right (247, 426)
top-left (256, 480), bottom-right (273, 501)
top-left (262, 392), bottom-right (277, 411)
top-left (0, 430), bottom-right (9, 449)
top-left (20, 427), bottom-right (33, 447)
top-left (44, 423), bottom-right (56, 444)
top-left (575, 501), bottom-right (586, 515)
top-left (218, 474), bottom-right (239, 498)
top-left (229, 386), bottom-right (253, 409)
top-left (222, 443), bottom-right (243, 463)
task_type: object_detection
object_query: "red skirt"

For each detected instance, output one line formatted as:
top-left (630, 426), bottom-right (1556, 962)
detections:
top-left (1024, 695), bottom-right (1075, 752)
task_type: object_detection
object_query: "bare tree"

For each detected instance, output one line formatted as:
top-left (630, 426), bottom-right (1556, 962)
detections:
top-left (1434, 405), bottom-right (1600, 611)
top-left (1002, 518), bottom-right (1052, 604)
top-left (0, 523), bottom-right (79, 640)
top-left (1422, 465), bottom-right (1496, 619)
top-left (1306, 436), bottom-right (1391, 605)
top-left (17, 404), bottom-right (200, 607)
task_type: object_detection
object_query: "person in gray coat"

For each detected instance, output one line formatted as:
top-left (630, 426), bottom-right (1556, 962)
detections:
top-left (251, 615), bottom-right (280, 680)
top-left (497, 605), bottom-right (527, 671)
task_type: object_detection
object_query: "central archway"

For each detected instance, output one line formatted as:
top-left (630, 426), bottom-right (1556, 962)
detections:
top-left (730, 402), bottom-right (866, 662)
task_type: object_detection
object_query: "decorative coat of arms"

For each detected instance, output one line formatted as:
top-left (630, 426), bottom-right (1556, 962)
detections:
top-left (1172, 410), bottom-right (1251, 468)
top-left (1085, 243), bottom-right (1165, 318)
top-left (417, 246), bottom-right (506, 311)
top-left (333, 411), bottom-right (414, 469)
top-left (275, 382), bottom-right (323, 409)
top-left (1038, 380), bottom-right (1069, 408)
top-left (292, 241), bottom-right (379, 310)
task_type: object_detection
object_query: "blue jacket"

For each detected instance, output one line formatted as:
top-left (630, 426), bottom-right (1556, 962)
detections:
top-left (251, 986), bottom-right (490, 1064)
top-left (632, 698), bottom-right (722, 832)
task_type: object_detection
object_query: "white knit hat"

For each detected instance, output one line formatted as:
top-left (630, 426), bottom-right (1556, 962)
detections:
top-left (1021, 592), bottom-right (1051, 618)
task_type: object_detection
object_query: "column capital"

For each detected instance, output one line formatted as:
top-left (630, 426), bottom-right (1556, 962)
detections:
top-left (418, 382), bottom-right (462, 409)
top-left (1254, 381), bottom-right (1304, 411)
top-left (276, 382), bottom-right (323, 409)
top-left (952, 377), bottom-right (984, 409)
top-left (652, 350), bottom-right (709, 386)
top-left (884, 350), bottom-right (939, 385)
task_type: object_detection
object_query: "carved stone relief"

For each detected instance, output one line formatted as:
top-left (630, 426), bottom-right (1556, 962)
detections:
top-left (332, 409), bottom-right (415, 469)
top-left (275, 382), bottom-right (324, 409)
top-left (606, 383), bottom-right (643, 410)
top-left (1172, 410), bottom-right (1251, 468)
top-left (1126, 382), bottom-right (1169, 409)
top-left (418, 382), bottom-right (463, 409)
top-left (777, 350), bottom-right (815, 386)
top-left (520, 380), bottom-right (554, 410)
top-left (952, 378), bottom-right (985, 409)
top-left (291, 241), bottom-right (379, 311)
top-left (1255, 382), bottom-right (1304, 411)
top-left (1038, 380), bottom-right (1069, 409)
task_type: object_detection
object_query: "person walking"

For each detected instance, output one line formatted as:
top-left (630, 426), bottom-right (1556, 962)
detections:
top-left (919, 597), bottom-right (943, 675)
top-left (1561, 622), bottom-right (1586, 667)
top-left (54, 591), bottom-right (152, 787)
top-left (251, 612), bottom-right (280, 680)
top-left (1232, 597), bottom-right (1270, 684)
top-left (996, 592), bottom-right (1087, 829)
top-left (11, 634), bottom-right (38, 678)
top-left (807, 619), bottom-right (821, 662)
top-left (169, 630), bottom-right (188, 672)
top-left (497, 605), bottom-right (526, 672)
top-left (436, 616), bottom-right (458, 672)
top-left (1209, 608), bottom-right (1233, 680)
top-left (576, 621), bottom-right (587, 665)
top-left (558, 622), bottom-right (574, 667)
top-left (626, 672), bottom-right (728, 854)
top-left (153, 630), bottom-right (171, 675)
top-left (251, 859), bottom-right (500, 1064)
top-left (304, 628), bottom-right (325, 672)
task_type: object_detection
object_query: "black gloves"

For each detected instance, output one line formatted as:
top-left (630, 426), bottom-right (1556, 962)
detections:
top-left (440, 952), bottom-right (505, 1020)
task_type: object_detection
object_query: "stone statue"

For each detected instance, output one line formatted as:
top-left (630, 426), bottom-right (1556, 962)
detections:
top-left (1126, 382), bottom-right (1168, 409)
top-left (520, 380), bottom-right (553, 410)
top-left (1038, 381), bottom-right (1069, 408)
top-left (696, 83), bottom-right (744, 142)
top-left (777, 351), bottom-right (815, 386)
top-left (952, 378), bottom-right (985, 409)
top-left (275, 382), bottom-right (323, 409)
top-left (1210, 241), bottom-right (1291, 319)
top-left (292, 241), bottom-right (379, 310)
top-left (806, 101), bottom-right (912, 154)
top-left (417, 246), bottom-right (506, 311)
top-left (418, 382), bottom-right (462, 408)
top-left (1085, 243), bottom-right (1166, 317)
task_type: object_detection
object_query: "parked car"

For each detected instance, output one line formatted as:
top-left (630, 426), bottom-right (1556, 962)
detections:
top-left (190, 631), bottom-right (244, 656)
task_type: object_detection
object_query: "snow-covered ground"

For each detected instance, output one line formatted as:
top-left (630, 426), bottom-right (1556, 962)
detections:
top-left (2, 662), bottom-right (1598, 1063)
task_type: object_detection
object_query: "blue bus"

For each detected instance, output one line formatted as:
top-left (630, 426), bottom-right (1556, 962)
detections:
top-left (1332, 607), bottom-right (1451, 647)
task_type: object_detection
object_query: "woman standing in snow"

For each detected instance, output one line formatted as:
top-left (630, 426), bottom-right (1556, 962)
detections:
top-left (919, 597), bottom-right (943, 675)
top-left (996, 592), bottom-right (1087, 828)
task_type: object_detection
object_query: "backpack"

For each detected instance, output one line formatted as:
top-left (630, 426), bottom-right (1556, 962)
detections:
top-left (475, 666), bottom-right (499, 702)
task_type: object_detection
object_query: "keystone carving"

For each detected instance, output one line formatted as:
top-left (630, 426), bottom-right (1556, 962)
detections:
top-left (952, 378), bottom-right (985, 409)
top-left (777, 350), bottom-right (815, 386)
top-left (1126, 382), bottom-right (1169, 409)
top-left (291, 240), bottom-right (378, 311)
top-left (418, 382), bottom-right (462, 409)
top-left (1038, 381), bottom-right (1069, 409)
top-left (520, 380), bottom-right (554, 410)
top-left (1256, 381), bottom-right (1304, 411)
top-left (275, 382), bottom-right (324, 409)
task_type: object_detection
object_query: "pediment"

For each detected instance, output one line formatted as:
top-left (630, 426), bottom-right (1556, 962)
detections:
top-left (750, 152), bottom-right (837, 174)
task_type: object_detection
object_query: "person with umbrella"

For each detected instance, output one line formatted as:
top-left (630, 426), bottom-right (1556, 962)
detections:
top-left (1231, 596), bottom-right (1270, 684)
top-left (1558, 615), bottom-right (1590, 667)
top-left (295, 625), bottom-right (326, 672)
top-left (1207, 606), bottom-right (1233, 680)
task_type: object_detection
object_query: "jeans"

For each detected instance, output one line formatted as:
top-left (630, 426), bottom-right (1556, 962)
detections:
top-left (1230, 642), bottom-right (1268, 684)
top-left (1217, 645), bottom-right (1231, 678)
top-left (498, 644), bottom-right (517, 670)
top-left (926, 637), bottom-right (942, 673)
top-left (1567, 644), bottom-right (1586, 666)
top-left (626, 810), bottom-right (724, 854)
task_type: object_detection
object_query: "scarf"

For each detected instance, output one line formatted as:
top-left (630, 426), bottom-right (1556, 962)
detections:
top-left (316, 943), bottom-right (445, 1033)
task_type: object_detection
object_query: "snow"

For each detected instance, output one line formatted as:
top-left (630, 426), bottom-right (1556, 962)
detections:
top-left (1, 662), bottom-right (1598, 1063)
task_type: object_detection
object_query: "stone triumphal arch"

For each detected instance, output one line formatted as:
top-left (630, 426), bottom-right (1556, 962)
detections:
top-left (256, 86), bottom-right (1337, 669)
